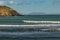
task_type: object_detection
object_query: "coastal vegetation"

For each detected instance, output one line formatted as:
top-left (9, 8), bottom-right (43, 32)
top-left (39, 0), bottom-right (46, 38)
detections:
top-left (0, 6), bottom-right (21, 16)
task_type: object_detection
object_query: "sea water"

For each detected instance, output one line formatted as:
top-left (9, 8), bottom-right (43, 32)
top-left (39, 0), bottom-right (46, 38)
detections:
top-left (0, 26), bottom-right (60, 40)
top-left (0, 15), bottom-right (60, 40)
top-left (0, 15), bottom-right (60, 25)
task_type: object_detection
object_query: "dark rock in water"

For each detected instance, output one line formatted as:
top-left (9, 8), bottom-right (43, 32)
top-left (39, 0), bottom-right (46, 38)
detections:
top-left (0, 6), bottom-right (21, 16)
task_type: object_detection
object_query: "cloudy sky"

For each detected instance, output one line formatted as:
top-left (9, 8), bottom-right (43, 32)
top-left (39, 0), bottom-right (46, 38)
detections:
top-left (0, 0), bottom-right (60, 15)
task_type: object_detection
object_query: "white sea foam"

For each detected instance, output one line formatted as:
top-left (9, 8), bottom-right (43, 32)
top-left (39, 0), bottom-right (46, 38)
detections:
top-left (23, 20), bottom-right (60, 23)
top-left (0, 24), bottom-right (60, 27)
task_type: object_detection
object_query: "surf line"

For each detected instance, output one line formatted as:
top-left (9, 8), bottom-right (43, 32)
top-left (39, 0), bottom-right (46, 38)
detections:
top-left (0, 24), bottom-right (60, 27)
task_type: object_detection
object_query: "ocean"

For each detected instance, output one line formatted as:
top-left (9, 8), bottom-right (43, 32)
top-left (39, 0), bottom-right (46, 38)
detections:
top-left (0, 15), bottom-right (60, 40)
top-left (0, 15), bottom-right (60, 25)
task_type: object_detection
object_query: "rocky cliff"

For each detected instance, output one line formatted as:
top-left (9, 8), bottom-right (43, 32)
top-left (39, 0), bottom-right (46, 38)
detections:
top-left (0, 6), bottom-right (21, 16)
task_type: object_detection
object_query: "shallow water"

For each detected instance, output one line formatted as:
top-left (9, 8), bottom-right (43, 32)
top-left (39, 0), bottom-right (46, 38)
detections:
top-left (0, 15), bottom-right (60, 40)
top-left (0, 26), bottom-right (59, 40)
top-left (0, 32), bottom-right (60, 40)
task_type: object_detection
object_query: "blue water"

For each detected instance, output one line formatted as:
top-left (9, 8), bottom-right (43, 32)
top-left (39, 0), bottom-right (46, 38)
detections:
top-left (0, 15), bottom-right (60, 25)
top-left (0, 15), bottom-right (60, 40)
top-left (0, 32), bottom-right (60, 40)
top-left (0, 26), bottom-right (59, 40)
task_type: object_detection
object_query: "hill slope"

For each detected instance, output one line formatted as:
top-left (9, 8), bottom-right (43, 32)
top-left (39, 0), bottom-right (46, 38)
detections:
top-left (0, 6), bottom-right (21, 16)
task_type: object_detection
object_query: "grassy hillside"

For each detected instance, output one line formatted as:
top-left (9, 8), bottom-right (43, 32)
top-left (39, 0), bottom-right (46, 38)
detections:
top-left (0, 6), bottom-right (21, 16)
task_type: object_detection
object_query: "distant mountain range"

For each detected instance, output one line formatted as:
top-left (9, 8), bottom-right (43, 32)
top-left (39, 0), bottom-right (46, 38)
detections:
top-left (28, 12), bottom-right (60, 15)
top-left (28, 12), bottom-right (47, 15)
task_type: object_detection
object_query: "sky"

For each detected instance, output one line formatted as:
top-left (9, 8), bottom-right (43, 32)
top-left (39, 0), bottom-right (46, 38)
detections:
top-left (0, 0), bottom-right (60, 15)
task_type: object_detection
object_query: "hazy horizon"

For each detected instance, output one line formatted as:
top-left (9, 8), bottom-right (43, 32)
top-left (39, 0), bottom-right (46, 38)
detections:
top-left (0, 0), bottom-right (60, 15)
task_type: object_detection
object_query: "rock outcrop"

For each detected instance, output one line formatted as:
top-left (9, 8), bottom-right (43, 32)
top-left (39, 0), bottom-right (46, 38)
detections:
top-left (0, 6), bottom-right (21, 16)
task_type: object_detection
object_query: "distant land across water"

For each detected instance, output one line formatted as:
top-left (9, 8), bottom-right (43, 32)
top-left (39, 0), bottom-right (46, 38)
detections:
top-left (26, 12), bottom-right (60, 15)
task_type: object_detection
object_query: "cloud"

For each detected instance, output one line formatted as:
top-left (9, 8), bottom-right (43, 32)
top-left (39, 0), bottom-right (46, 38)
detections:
top-left (0, 1), bottom-right (5, 6)
top-left (9, 1), bottom-right (16, 5)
